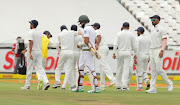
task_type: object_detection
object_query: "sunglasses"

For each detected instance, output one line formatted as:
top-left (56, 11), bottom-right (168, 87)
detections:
top-left (151, 19), bottom-right (158, 21)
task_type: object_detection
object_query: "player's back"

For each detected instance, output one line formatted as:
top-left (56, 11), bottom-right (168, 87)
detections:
top-left (58, 30), bottom-right (74, 50)
top-left (116, 30), bottom-right (135, 51)
top-left (72, 31), bottom-right (82, 51)
top-left (137, 35), bottom-right (151, 55)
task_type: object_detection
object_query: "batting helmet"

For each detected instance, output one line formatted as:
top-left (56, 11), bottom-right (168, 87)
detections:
top-left (78, 15), bottom-right (90, 23)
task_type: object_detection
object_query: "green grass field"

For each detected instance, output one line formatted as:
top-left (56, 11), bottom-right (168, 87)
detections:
top-left (0, 79), bottom-right (180, 105)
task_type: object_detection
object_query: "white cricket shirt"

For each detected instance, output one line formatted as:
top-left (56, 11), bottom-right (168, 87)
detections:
top-left (136, 34), bottom-right (151, 55)
top-left (27, 29), bottom-right (42, 51)
top-left (150, 24), bottom-right (168, 48)
top-left (113, 29), bottom-right (136, 52)
top-left (58, 29), bottom-right (74, 50)
top-left (95, 29), bottom-right (107, 46)
top-left (82, 23), bottom-right (96, 49)
top-left (72, 31), bottom-right (82, 51)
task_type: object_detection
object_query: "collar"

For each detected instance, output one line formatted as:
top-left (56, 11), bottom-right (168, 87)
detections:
top-left (141, 34), bottom-right (145, 36)
top-left (122, 29), bottom-right (129, 31)
top-left (85, 23), bottom-right (90, 27)
top-left (62, 29), bottom-right (68, 32)
top-left (154, 23), bottom-right (161, 28)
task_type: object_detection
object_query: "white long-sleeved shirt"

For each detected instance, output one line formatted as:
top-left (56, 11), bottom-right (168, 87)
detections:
top-left (113, 29), bottom-right (136, 53)
top-left (71, 31), bottom-right (83, 51)
top-left (136, 34), bottom-right (151, 56)
top-left (58, 29), bottom-right (74, 50)
top-left (150, 23), bottom-right (168, 48)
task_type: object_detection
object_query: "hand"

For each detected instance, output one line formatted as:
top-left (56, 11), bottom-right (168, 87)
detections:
top-left (95, 45), bottom-right (99, 50)
top-left (159, 50), bottom-right (164, 58)
top-left (113, 53), bottom-right (116, 59)
top-left (77, 45), bottom-right (80, 48)
top-left (134, 55), bottom-right (137, 61)
top-left (21, 50), bottom-right (26, 54)
top-left (78, 31), bottom-right (83, 35)
top-left (30, 53), bottom-right (33, 60)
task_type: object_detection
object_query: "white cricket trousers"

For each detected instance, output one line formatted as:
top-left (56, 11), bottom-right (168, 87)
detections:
top-left (98, 45), bottom-right (115, 88)
top-left (36, 58), bottom-right (46, 81)
top-left (25, 50), bottom-right (49, 87)
top-left (68, 51), bottom-right (80, 88)
top-left (55, 50), bottom-right (74, 88)
top-left (136, 54), bottom-right (150, 88)
top-left (78, 51), bottom-right (99, 91)
top-left (116, 51), bottom-right (132, 89)
top-left (150, 48), bottom-right (172, 89)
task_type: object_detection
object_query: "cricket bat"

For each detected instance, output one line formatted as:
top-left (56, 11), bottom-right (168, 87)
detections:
top-left (88, 42), bottom-right (101, 60)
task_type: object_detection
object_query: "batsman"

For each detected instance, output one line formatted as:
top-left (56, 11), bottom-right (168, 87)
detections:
top-left (72, 15), bottom-right (100, 93)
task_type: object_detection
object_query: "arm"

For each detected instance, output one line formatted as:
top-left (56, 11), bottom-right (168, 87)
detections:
top-left (48, 40), bottom-right (58, 48)
top-left (84, 37), bottom-right (89, 45)
top-left (22, 49), bottom-right (27, 54)
top-left (159, 38), bottom-right (167, 58)
top-left (96, 35), bottom-right (101, 50)
top-left (159, 29), bottom-right (168, 58)
top-left (113, 35), bottom-right (118, 59)
top-left (132, 36), bottom-right (137, 55)
top-left (29, 40), bottom-right (33, 60)
top-left (83, 28), bottom-right (90, 46)
top-left (134, 38), bottom-right (140, 61)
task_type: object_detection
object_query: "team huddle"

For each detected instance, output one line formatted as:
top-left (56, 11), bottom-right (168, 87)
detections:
top-left (20, 15), bottom-right (173, 94)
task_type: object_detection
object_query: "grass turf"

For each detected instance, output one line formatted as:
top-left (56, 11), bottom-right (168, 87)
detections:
top-left (0, 79), bottom-right (180, 105)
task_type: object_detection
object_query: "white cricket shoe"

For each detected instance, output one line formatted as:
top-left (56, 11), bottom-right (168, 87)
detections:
top-left (52, 82), bottom-right (61, 89)
top-left (87, 90), bottom-right (95, 93)
top-left (100, 87), bottom-right (105, 91)
top-left (109, 79), bottom-right (115, 87)
top-left (146, 88), bottom-right (157, 93)
top-left (43, 83), bottom-right (50, 90)
top-left (37, 80), bottom-right (43, 90)
top-left (21, 86), bottom-right (30, 90)
top-left (168, 82), bottom-right (173, 92)
top-left (121, 88), bottom-right (129, 91)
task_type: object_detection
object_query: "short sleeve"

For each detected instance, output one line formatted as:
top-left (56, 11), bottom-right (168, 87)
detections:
top-left (27, 31), bottom-right (33, 41)
top-left (161, 28), bottom-right (168, 39)
top-left (96, 30), bottom-right (102, 37)
top-left (83, 28), bottom-right (90, 37)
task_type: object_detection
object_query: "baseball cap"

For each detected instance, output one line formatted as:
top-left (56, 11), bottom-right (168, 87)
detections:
top-left (60, 25), bottom-right (67, 31)
top-left (150, 15), bottom-right (161, 21)
top-left (123, 22), bottom-right (130, 28)
top-left (43, 31), bottom-right (52, 37)
top-left (135, 27), bottom-right (145, 33)
top-left (29, 20), bottom-right (38, 27)
top-left (92, 23), bottom-right (100, 29)
top-left (71, 25), bottom-right (78, 31)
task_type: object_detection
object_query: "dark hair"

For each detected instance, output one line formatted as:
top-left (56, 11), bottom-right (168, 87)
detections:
top-left (71, 25), bottom-right (78, 31)
top-left (60, 25), bottom-right (67, 31)
top-left (16, 36), bottom-right (21, 40)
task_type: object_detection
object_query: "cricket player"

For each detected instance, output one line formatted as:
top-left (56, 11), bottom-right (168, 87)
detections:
top-left (53, 25), bottom-right (74, 90)
top-left (146, 15), bottom-right (173, 93)
top-left (113, 22), bottom-right (136, 91)
top-left (36, 31), bottom-right (57, 90)
top-left (21, 30), bottom-right (56, 90)
top-left (93, 23), bottom-right (115, 90)
top-left (72, 15), bottom-right (100, 93)
top-left (68, 25), bottom-right (83, 89)
top-left (21, 20), bottom-right (50, 90)
top-left (134, 27), bottom-right (150, 91)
